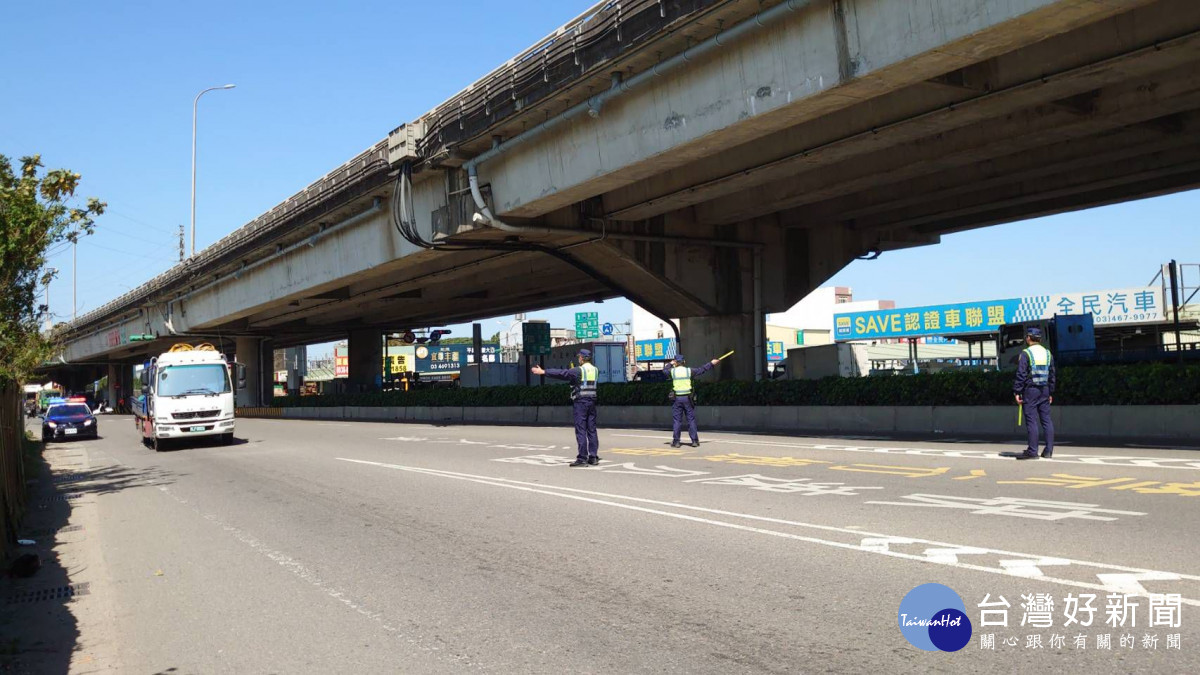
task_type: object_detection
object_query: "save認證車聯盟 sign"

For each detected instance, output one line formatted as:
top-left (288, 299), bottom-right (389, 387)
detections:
top-left (833, 287), bottom-right (1164, 341)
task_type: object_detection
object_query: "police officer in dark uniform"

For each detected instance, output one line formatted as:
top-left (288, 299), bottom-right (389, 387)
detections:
top-left (1013, 327), bottom-right (1056, 460)
top-left (663, 355), bottom-right (720, 448)
top-left (532, 349), bottom-right (600, 467)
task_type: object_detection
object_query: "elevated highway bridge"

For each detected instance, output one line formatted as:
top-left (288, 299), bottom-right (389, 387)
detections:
top-left (52, 0), bottom-right (1200, 405)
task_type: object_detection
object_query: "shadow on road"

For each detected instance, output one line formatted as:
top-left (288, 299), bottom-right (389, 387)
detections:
top-left (2, 432), bottom-right (181, 671)
top-left (1, 443), bottom-right (80, 673)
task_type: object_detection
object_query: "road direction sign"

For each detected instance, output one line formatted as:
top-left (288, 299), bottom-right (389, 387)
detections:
top-left (575, 312), bottom-right (600, 339)
top-left (522, 321), bottom-right (552, 355)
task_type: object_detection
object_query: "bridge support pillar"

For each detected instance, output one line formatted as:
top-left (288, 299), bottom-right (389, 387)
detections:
top-left (259, 339), bottom-right (275, 404)
top-left (235, 337), bottom-right (262, 407)
top-left (105, 364), bottom-right (118, 408)
top-left (680, 315), bottom-right (760, 382)
top-left (348, 329), bottom-right (382, 393)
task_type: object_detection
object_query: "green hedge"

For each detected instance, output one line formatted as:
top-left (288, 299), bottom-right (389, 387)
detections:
top-left (271, 363), bottom-right (1200, 408)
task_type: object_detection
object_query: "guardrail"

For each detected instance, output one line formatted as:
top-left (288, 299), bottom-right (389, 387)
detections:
top-left (68, 140), bottom-right (390, 333)
top-left (418, 0), bottom-right (731, 157)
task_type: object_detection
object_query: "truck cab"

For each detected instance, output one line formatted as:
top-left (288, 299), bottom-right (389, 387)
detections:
top-left (997, 314), bottom-right (1095, 369)
top-left (138, 343), bottom-right (246, 451)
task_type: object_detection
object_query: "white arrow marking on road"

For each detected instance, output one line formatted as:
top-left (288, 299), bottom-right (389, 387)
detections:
top-left (922, 546), bottom-right (991, 564)
top-left (1096, 572), bottom-right (1182, 595)
top-left (999, 558), bottom-right (1072, 578)
top-left (859, 537), bottom-right (917, 553)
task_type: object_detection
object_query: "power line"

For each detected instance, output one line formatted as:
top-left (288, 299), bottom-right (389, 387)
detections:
top-left (83, 239), bottom-right (181, 262)
top-left (103, 207), bottom-right (179, 236)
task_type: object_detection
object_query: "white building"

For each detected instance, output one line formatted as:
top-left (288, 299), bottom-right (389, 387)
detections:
top-left (765, 286), bottom-right (895, 331)
top-left (632, 287), bottom-right (894, 367)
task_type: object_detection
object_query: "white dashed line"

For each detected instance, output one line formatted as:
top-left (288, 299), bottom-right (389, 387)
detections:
top-left (337, 457), bottom-right (1200, 606)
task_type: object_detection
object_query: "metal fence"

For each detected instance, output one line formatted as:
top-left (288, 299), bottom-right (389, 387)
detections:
top-left (0, 381), bottom-right (30, 558)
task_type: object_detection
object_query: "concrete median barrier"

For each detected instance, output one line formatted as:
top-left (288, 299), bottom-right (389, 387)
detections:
top-left (235, 404), bottom-right (1199, 445)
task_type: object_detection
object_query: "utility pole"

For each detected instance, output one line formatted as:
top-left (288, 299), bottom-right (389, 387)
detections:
top-left (1169, 260), bottom-right (1184, 364)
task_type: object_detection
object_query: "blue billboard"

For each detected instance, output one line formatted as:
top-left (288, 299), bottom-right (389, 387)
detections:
top-left (635, 338), bottom-right (676, 362)
top-left (833, 287), bottom-right (1163, 341)
top-left (767, 341), bottom-right (786, 362)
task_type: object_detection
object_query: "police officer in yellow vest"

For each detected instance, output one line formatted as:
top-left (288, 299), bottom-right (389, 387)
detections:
top-left (664, 355), bottom-right (720, 448)
top-left (533, 349), bottom-right (600, 467)
top-left (1013, 327), bottom-right (1056, 460)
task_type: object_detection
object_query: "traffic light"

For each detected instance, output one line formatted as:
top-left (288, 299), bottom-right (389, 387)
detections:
top-left (127, 334), bottom-right (155, 342)
top-left (429, 329), bottom-right (450, 344)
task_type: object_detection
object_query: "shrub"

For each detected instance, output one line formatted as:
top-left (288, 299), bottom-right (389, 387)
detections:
top-left (266, 363), bottom-right (1200, 408)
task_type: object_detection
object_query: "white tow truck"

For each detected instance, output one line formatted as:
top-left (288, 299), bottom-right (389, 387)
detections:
top-left (136, 343), bottom-right (246, 451)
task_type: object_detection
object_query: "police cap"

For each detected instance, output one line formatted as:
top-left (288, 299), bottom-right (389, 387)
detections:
top-left (578, 349), bottom-right (592, 359)
top-left (1026, 327), bottom-right (1043, 339)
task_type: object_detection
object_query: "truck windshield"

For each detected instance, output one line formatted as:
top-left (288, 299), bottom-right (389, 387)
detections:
top-left (158, 364), bottom-right (231, 397)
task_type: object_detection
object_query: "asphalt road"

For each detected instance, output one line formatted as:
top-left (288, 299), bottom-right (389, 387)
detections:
top-left (25, 414), bottom-right (1200, 673)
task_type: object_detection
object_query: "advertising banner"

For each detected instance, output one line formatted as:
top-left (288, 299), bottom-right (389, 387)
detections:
top-left (834, 287), bottom-right (1164, 341)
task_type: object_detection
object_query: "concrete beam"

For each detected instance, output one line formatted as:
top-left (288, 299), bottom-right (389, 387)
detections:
top-left (697, 59), bottom-right (1200, 224)
top-left (480, 0), bottom-right (1147, 219)
top-left (602, 0), bottom-right (1200, 221)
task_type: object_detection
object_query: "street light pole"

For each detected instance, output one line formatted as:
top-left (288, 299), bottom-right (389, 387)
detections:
top-left (44, 267), bottom-right (58, 332)
top-left (191, 83), bottom-right (236, 258)
top-left (72, 240), bottom-right (76, 321)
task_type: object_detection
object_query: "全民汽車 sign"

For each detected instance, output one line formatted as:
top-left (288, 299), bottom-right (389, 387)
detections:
top-left (833, 287), bottom-right (1164, 341)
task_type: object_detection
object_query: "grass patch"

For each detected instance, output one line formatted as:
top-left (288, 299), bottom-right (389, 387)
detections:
top-left (22, 430), bottom-right (43, 480)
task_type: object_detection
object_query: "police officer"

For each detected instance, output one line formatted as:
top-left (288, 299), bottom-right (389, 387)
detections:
top-left (1013, 327), bottom-right (1056, 460)
top-left (532, 349), bottom-right (600, 467)
top-left (664, 355), bottom-right (720, 448)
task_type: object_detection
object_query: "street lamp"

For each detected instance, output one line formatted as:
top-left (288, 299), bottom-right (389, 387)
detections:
top-left (44, 267), bottom-right (59, 331)
top-left (191, 83), bottom-right (236, 258)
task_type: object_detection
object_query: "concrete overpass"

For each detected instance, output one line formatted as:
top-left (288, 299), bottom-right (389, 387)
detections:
top-left (55, 0), bottom-right (1200, 404)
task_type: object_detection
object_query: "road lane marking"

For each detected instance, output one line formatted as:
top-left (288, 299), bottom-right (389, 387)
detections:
top-left (153, 484), bottom-right (469, 662)
top-left (504, 454), bottom-right (1194, 500)
top-left (612, 434), bottom-right (1200, 470)
top-left (864, 495), bottom-right (1147, 522)
top-left (336, 458), bottom-right (1200, 605)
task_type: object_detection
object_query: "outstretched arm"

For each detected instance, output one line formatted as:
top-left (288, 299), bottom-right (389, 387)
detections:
top-left (532, 366), bottom-right (577, 383)
top-left (692, 359), bottom-right (719, 377)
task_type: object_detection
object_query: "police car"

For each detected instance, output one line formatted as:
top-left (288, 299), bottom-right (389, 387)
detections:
top-left (41, 398), bottom-right (99, 442)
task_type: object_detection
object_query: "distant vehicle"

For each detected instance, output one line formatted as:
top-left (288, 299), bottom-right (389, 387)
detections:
top-left (42, 403), bottom-right (98, 442)
top-left (136, 343), bottom-right (246, 451)
top-left (37, 388), bottom-right (63, 413)
top-left (632, 370), bottom-right (669, 384)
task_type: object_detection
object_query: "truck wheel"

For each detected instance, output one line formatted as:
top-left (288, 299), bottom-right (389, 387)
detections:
top-left (152, 435), bottom-right (163, 452)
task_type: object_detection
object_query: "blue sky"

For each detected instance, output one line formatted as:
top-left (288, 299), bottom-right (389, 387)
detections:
top-left (4, 1), bottom-right (1198, 358)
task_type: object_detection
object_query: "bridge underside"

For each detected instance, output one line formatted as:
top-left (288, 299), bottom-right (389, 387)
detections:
top-left (479, 0), bottom-right (1200, 375)
top-left (55, 0), bottom-right (1200, 388)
